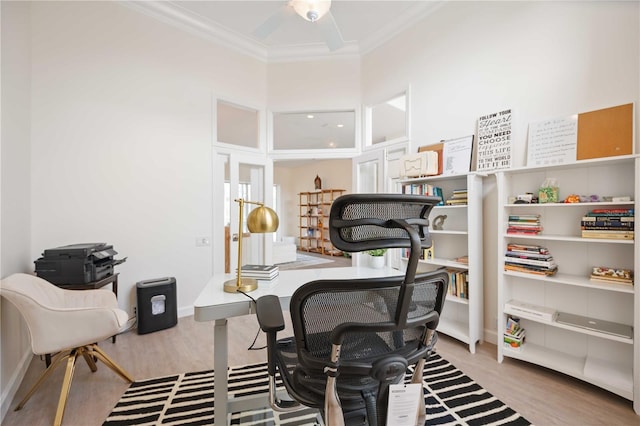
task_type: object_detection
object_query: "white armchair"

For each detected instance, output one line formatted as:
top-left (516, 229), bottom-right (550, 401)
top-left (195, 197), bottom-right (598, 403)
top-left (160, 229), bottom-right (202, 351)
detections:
top-left (0, 273), bottom-right (135, 426)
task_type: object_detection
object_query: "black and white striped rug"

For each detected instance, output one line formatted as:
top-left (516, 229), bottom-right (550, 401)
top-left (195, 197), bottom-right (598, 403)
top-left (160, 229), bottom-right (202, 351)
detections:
top-left (103, 353), bottom-right (531, 425)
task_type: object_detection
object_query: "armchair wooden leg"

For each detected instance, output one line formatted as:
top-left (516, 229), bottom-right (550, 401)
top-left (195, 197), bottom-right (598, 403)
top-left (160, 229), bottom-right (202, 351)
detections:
top-left (15, 350), bottom-right (72, 411)
top-left (54, 349), bottom-right (81, 426)
top-left (88, 344), bottom-right (134, 383)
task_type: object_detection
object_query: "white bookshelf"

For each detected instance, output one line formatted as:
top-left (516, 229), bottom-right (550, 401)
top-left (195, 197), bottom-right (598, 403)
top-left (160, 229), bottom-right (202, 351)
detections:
top-left (400, 173), bottom-right (483, 353)
top-left (496, 155), bottom-right (639, 414)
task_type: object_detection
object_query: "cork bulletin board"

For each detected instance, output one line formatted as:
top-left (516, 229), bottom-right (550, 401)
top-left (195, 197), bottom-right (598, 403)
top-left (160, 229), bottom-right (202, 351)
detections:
top-left (576, 103), bottom-right (633, 160)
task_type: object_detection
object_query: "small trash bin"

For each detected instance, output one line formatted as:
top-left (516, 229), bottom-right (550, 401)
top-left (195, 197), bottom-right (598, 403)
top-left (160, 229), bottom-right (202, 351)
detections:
top-left (136, 277), bottom-right (177, 334)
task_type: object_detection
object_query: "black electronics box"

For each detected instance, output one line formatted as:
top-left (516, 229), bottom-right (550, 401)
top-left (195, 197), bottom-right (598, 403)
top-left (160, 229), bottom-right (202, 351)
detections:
top-left (136, 277), bottom-right (178, 334)
top-left (34, 243), bottom-right (125, 285)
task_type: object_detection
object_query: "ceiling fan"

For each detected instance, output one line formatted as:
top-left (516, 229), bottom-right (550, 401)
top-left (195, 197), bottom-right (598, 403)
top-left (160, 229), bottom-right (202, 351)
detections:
top-left (253, 0), bottom-right (345, 51)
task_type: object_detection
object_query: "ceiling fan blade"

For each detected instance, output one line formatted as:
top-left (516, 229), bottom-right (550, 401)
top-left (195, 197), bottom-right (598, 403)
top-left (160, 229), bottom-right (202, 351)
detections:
top-left (253, 5), bottom-right (295, 39)
top-left (317, 11), bottom-right (344, 51)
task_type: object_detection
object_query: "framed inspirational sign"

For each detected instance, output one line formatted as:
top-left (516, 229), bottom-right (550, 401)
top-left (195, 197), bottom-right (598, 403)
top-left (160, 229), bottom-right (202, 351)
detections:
top-left (476, 109), bottom-right (512, 172)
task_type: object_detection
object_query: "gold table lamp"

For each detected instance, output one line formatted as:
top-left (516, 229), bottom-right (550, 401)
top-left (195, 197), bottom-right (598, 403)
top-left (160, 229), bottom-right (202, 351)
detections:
top-left (224, 199), bottom-right (279, 293)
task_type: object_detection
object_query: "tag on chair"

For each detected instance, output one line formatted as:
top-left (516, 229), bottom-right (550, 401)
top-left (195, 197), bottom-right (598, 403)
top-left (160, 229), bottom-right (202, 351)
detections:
top-left (386, 383), bottom-right (422, 426)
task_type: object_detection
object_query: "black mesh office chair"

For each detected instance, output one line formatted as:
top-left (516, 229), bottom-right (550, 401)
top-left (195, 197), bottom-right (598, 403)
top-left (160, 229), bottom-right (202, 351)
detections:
top-left (255, 194), bottom-right (449, 426)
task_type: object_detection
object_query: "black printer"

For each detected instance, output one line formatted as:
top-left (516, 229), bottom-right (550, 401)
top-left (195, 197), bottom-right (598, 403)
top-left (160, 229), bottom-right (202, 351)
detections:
top-left (34, 243), bottom-right (126, 285)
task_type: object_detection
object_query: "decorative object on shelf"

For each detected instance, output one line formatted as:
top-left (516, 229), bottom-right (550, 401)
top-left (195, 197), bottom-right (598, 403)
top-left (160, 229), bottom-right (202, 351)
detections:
top-left (314, 175), bottom-right (322, 190)
top-left (224, 199), bottom-right (279, 293)
top-left (476, 108), bottom-right (512, 172)
top-left (366, 248), bottom-right (387, 269)
top-left (433, 215), bottom-right (447, 230)
top-left (400, 151), bottom-right (439, 177)
top-left (538, 178), bottom-right (559, 203)
top-left (590, 266), bottom-right (633, 285)
top-left (564, 194), bottom-right (581, 203)
top-left (424, 242), bottom-right (435, 260)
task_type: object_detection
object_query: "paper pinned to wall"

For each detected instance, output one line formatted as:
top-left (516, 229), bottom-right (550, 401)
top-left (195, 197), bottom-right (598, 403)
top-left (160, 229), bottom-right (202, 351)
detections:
top-left (527, 115), bottom-right (578, 167)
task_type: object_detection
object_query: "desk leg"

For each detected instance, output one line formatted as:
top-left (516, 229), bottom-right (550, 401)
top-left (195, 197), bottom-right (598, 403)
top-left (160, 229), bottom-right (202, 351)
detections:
top-left (214, 319), bottom-right (228, 426)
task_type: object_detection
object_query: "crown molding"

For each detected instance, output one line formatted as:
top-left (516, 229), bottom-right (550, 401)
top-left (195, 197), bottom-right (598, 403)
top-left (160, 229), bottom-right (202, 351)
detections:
top-left (358, 1), bottom-right (446, 55)
top-left (120, 1), bottom-right (269, 62)
top-left (120, 1), bottom-right (444, 63)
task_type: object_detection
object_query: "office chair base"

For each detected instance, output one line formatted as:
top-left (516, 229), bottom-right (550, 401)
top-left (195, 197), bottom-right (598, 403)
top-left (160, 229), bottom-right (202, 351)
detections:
top-left (15, 344), bottom-right (133, 426)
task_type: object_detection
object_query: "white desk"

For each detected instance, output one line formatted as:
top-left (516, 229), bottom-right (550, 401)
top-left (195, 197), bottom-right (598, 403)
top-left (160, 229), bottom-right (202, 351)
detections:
top-left (193, 266), bottom-right (402, 426)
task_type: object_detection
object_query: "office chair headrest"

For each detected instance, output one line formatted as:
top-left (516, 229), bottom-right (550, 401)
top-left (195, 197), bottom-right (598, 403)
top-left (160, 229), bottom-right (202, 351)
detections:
top-left (329, 193), bottom-right (439, 253)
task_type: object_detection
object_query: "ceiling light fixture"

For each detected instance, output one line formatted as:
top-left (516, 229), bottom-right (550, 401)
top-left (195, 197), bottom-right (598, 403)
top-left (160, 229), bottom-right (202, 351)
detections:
top-left (307, 114), bottom-right (314, 119)
top-left (291, 0), bottom-right (332, 23)
top-left (336, 124), bottom-right (344, 128)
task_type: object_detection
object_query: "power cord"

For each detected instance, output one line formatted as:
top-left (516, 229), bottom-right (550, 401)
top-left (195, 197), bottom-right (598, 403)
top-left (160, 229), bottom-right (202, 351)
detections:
top-left (238, 290), bottom-right (267, 351)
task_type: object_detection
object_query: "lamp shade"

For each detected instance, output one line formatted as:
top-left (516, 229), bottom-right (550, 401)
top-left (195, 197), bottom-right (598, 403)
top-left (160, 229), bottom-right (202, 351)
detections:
top-left (247, 205), bottom-right (279, 233)
top-left (291, 0), bottom-right (331, 22)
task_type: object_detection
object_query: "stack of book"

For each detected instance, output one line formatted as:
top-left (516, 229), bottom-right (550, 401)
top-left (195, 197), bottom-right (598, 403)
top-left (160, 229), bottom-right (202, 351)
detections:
top-left (504, 316), bottom-right (525, 351)
top-left (446, 269), bottom-right (469, 299)
top-left (402, 183), bottom-right (444, 205)
top-left (506, 214), bottom-right (542, 235)
top-left (238, 264), bottom-right (279, 281)
top-left (581, 208), bottom-right (634, 240)
top-left (445, 189), bottom-right (468, 205)
top-left (504, 243), bottom-right (557, 276)
top-left (590, 266), bottom-right (633, 286)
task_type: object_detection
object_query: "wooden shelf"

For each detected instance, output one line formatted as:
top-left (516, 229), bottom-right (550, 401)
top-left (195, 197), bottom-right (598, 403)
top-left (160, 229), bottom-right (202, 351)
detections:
top-left (299, 189), bottom-right (345, 256)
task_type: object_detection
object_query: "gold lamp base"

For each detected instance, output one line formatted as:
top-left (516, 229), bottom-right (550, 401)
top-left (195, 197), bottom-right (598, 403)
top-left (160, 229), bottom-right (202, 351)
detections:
top-left (223, 277), bottom-right (258, 293)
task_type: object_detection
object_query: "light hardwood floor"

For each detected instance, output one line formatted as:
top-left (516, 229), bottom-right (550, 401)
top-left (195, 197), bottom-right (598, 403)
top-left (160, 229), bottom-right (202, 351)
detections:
top-left (3, 260), bottom-right (638, 426)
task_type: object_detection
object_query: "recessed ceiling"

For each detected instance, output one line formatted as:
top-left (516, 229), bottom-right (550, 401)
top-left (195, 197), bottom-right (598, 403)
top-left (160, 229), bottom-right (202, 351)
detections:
top-left (125, 1), bottom-right (444, 61)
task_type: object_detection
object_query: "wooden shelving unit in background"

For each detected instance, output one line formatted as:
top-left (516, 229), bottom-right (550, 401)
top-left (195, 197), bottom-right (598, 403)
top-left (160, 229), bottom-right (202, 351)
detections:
top-left (299, 189), bottom-right (345, 256)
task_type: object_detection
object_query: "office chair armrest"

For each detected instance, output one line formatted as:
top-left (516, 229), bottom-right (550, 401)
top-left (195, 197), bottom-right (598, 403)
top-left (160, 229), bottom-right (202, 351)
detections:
top-left (255, 295), bottom-right (285, 333)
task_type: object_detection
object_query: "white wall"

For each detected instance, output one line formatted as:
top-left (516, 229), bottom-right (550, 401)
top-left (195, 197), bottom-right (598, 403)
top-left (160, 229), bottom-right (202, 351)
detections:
top-left (362, 0), bottom-right (640, 342)
top-left (0, 1), bottom-right (35, 419)
top-left (28, 1), bottom-right (266, 318)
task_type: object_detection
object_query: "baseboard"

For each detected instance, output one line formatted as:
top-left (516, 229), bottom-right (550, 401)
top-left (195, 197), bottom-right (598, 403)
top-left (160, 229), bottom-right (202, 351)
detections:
top-left (484, 328), bottom-right (498, 346)
top-left (0, 347), bottom-right (32, 422)
top-left (178, 305), bottom-right (194, 319)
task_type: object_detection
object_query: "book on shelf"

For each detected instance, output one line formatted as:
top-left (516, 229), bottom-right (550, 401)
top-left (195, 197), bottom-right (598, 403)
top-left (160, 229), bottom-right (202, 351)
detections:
top-left (504, 299), bottom-right (557, 322)
top-left (402, 183), bottom-right (445, 205)
top-left (238, 264), bottom-right (279, 279)
top-left (446, 269), bottom-right (469, 299)
top-left (506, 243), bottom-right (549, 255)
top-left (504, 316), bottom-right (526, 350)
top-left (504, 255), bottom-right (556, 269)
top-left (586, 208), bottom-right (634, 215)
top-left (504, 263), bottom-right (557, 276)
top-left (581, 216), bottom-right (634, 223)
top-left (580, 209), bottom-right (634, 239)
top-left (590, 266), bottom-right (633, 285)
top-left (506, 214), bottom-right (542, 235)
top-left (505, 251), bottom-right (553, 260)
top-left (454, 255), bottom-right (469, 265)
top-left (504, 244), bottom-right (556, 275)
top-left (445, 189), bottom-right (467, 205)
top-left (581, 230), bottom-right (634, 240)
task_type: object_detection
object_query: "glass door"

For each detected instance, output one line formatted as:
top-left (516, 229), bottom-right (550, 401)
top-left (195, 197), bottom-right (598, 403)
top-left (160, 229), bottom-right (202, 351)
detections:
top-left (213, 152), bottom-right (274, 274)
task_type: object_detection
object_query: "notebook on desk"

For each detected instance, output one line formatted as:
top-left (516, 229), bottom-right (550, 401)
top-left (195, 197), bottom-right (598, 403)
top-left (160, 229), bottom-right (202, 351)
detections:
top-left (555, 312), bottom-right (633, 339)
